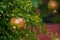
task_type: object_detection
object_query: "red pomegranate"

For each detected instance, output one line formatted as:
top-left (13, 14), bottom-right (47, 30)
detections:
top-left (48, 1), bottom-right (58, 10)
top-left (10, 17), bottom-right (26, 30)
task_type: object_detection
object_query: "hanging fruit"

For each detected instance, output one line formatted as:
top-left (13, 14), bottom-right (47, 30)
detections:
top-left (48, 0), bottom-right (58, 10)
top-left (10, 17), bottom-right (26, 30)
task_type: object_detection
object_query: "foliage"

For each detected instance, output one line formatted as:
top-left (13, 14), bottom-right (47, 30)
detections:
top-left (0, 0), bottom-right (47, 40)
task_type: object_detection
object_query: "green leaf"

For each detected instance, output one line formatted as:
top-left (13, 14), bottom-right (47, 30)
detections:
top-left (0, 10), bottom-right (3, 13)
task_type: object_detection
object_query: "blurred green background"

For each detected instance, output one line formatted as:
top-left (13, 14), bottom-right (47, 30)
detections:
top-left (32, 0), bottom-right (60, 23)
